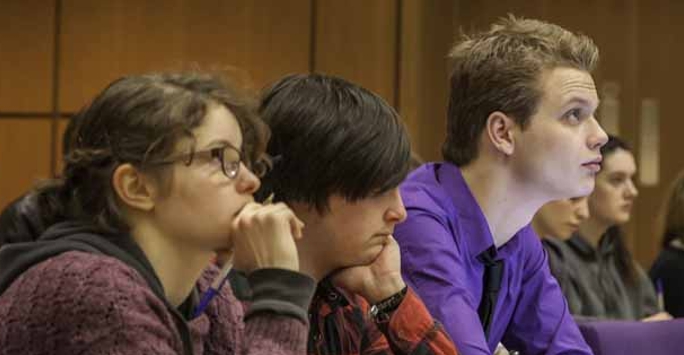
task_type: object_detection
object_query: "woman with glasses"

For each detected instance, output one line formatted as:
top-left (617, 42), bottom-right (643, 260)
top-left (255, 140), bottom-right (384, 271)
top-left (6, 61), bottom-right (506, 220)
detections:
top-left (0, 72), bottom-right (315, 354)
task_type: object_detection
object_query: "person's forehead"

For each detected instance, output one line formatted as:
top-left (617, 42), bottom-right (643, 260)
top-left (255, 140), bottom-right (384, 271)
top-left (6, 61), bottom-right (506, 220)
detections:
top-left (603, 149), bottom-right (636, 173)
top-left (194, 103), bottom-right (243, 148)
top-left (538, 67), bottom-right (598, 105)
top-left (569, 196), bottom-right (588, 205)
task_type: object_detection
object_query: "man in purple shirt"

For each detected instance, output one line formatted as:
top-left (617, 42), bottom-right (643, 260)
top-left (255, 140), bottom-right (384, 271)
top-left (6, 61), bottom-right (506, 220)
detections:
top-left (394, 16), bottom-right (608, 355)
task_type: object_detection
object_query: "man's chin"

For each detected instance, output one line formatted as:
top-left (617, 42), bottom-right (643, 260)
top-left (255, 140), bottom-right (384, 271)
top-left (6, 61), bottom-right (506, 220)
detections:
top-left (563, 184), bottom-right (593, 200)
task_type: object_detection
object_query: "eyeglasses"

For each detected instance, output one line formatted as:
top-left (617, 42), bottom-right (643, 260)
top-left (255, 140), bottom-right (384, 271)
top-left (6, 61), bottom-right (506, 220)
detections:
top-left (150, 143), bottom-right (261, 179)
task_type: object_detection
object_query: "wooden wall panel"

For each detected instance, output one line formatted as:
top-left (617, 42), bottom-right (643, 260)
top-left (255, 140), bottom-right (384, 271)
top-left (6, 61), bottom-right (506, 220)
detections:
top-left (399, 0), bottom-right (454, 161)
top-left (54, 118), bottom-right (70, 175)
top-left (543, 0), bottom-right (639, 139)
top-left (632, 0), bottom-right (684, 266)
top-left (0, 0), bottom-right (677, 267)
top-left (454, 0), bottom-right (545, 33)
top-left (314, 0), bottom-right (398, 105)
top-left (59, 0), bottom-right (312, 112)
top-left (0, 0), bottom-right (55, 112)
top-left (0, 119), bottom-right (52, 210)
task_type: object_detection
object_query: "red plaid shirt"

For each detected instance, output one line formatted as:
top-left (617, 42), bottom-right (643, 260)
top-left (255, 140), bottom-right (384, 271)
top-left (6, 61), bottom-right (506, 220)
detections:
top-left (307, 280), bottom-right (459, 355)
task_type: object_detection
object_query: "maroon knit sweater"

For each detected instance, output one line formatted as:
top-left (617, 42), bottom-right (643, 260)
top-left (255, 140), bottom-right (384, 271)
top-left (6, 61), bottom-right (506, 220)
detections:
top-left (0, 251), bottom-right (311, 354)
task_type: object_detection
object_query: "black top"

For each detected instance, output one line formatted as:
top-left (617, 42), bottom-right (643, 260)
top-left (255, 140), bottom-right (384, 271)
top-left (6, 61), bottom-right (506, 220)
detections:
top-left (650, 245), bottom-right (684, 318)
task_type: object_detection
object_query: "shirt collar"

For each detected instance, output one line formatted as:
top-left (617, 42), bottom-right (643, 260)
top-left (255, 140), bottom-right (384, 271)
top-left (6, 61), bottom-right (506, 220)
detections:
top-left (314, 278), bottom-right (352, 310)
top-left (435, 162), bottom-right (496, 260)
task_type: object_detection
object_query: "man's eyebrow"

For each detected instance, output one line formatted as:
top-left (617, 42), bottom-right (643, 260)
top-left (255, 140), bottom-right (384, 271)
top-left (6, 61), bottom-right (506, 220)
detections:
top-left (562, 96), bottom-right (600, 108)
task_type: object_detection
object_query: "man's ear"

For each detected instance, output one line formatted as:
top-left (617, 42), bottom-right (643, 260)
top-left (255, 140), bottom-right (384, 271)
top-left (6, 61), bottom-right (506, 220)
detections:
top-left (484, 111), bottom-right (516, 156)
top-left (111, 163), bottom-right (157, 212)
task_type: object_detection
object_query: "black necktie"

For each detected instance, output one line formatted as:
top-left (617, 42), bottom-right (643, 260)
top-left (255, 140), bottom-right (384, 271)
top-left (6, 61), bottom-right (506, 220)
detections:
top-left (477, 245), bottom-right (504, 339)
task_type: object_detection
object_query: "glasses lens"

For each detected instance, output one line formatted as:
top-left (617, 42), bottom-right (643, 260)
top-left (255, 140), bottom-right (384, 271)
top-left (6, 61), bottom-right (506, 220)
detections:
top-left (250, 159), bottom-right (271, 178)
top-left (222, 146), bottom-right (242, 179)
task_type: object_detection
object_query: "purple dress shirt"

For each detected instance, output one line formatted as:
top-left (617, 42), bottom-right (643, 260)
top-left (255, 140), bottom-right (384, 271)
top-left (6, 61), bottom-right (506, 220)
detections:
top-left (394, 162), bottom-right (592, 355)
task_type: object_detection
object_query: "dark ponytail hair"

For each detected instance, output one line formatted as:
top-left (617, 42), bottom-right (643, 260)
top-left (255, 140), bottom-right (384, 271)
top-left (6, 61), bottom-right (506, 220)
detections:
top-left (32, 72), bottom-right (268, 235)
top-left (659, 170), bottom-right (684, 248)
top-left (599, 135), bottom-right (638, 286)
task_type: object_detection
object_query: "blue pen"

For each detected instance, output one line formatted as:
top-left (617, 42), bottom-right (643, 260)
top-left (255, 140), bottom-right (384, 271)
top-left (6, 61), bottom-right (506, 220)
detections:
top-left (193, 255), bottom-right (234, 318)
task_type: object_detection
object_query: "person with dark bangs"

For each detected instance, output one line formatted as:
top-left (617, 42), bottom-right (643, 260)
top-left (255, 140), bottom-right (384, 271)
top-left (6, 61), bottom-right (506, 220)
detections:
top-left (258, 73), bottom-right (458, 355)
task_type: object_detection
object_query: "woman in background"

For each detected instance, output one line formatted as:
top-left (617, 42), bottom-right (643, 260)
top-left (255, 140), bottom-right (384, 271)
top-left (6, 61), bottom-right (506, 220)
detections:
top-left (650, 171), bottom-right (684, 317)
top-left (533, 197), bottom-right (589, 295)
top-left (542, 135), bottom-right (669, 321)
top-left (534, 197), bottom-right (590, 241)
